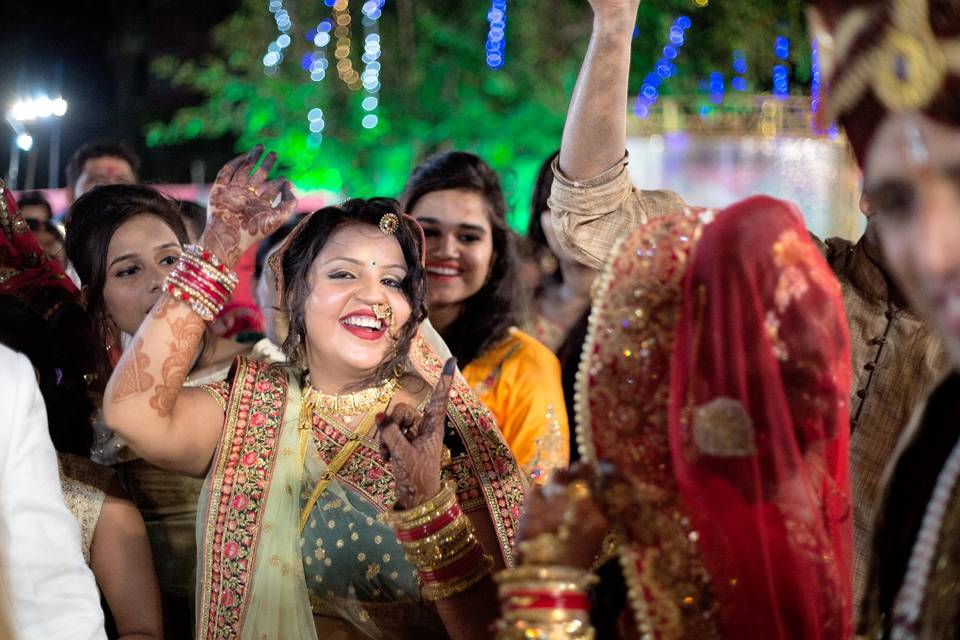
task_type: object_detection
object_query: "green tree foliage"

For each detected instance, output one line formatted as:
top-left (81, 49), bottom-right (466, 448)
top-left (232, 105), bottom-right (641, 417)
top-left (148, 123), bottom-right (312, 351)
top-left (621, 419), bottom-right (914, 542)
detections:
top-left (147, 0), bottom-right (809, 231)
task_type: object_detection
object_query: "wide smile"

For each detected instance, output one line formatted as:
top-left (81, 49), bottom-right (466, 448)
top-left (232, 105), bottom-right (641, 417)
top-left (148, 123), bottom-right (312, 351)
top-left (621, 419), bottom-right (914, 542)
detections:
top-left (339, 310), bottom-right (387, 341)
top-left (425, 261), bottom-right (463, 280)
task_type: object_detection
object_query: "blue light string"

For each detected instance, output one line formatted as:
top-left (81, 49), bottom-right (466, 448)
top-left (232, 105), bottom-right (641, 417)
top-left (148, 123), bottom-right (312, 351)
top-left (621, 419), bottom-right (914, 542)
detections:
top-left (634, 15), bottom-right (691, 118)
top-left (772, 36), bottom-right (789, 99)
top-left (731, 49), bottom-right (747, 92)
top-left (485, 0), bottom-right (507, 69)
top-left (810, 38), bottom-right (839, 137)
top-left (709, 71), bottom-right (724, 105)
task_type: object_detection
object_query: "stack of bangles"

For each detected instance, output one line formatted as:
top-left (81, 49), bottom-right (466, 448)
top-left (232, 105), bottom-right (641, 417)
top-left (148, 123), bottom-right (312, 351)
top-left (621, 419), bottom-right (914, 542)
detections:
top-left (380, 482), bottom-right (493, 601)
top-left (163, 244), bottom-right (239, 322)
top-left (494, 478), bottom-right (597, 639)
top-left (494, 565), bottom-right (596, 640)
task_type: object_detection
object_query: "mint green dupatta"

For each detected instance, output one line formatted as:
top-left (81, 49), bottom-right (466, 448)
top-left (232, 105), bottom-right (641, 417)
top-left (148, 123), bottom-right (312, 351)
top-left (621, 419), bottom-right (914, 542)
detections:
top-left (196, 359), bottom-right (317, 639)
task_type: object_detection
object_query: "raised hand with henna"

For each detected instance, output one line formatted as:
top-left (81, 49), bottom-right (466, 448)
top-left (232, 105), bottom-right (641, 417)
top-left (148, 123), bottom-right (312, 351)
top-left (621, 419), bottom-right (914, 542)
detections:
top-left (201, 144), bottom-right (297, 267)
top-left (379, 358), bottom-right (456, 509)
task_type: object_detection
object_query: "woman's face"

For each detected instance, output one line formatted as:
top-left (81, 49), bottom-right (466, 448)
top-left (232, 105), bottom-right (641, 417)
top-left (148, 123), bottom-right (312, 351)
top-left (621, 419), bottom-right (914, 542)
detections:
top-left (101, 214), bottom-right (182, 336)
top-left (412, 189), bottom-right (494, 310)
top-left (302, 223), bottom-right (413, 389)
top-left (31, 224), bottom-right (66, 267)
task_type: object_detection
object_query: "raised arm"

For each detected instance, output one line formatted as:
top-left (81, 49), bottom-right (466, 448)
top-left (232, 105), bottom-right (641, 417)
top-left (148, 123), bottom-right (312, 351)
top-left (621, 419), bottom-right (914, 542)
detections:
top-left (558, 0), bottom-right (639, 181)
top-left (549, 0), bottom-right (686, 269)
top-left (102, 146), bottom-right (296, 476)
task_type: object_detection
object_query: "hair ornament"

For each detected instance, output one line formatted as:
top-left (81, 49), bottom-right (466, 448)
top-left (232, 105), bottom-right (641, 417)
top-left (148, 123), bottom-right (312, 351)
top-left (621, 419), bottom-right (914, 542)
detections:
top-left (379, 213), bottom-right (400, 235)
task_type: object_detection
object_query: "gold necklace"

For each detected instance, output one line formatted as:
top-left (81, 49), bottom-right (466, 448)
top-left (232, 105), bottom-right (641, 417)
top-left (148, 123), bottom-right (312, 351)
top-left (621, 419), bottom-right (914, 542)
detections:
top-left (302, 376), bottom-right (400, 418)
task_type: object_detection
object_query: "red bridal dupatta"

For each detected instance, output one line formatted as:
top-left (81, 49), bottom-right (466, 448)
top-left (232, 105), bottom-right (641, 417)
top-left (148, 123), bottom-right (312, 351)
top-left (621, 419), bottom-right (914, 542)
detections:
top-left (577, 196), bottom-right (853, 639)
top-left (0, 180), bottom-right (77, 311)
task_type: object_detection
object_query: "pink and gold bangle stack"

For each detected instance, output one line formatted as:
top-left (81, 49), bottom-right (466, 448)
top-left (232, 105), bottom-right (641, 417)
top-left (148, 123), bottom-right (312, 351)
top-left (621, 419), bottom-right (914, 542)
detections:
top-left (163, 244), bottom-right (239, 322)
top-left (494, 565), bottom-right (596, 640)
top-left (380, 482), bottom-right (493, 601)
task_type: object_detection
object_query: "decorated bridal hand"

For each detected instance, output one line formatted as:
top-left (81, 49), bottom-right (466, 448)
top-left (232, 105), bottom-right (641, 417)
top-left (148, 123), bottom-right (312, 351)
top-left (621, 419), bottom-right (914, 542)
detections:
top-left (201, 144), bottom-right (298, 267)
top-left (516, 464), bottom-right (609, 570)
top-left (379, 358), bottom-right (456, 510)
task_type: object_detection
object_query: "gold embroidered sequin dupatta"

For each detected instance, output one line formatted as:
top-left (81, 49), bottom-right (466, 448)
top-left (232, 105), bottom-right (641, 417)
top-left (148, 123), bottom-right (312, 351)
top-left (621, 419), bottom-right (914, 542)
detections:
top-left (576, 208), bottom-right (722, 639)
top-left (577, 197), bottom-right (853, 639)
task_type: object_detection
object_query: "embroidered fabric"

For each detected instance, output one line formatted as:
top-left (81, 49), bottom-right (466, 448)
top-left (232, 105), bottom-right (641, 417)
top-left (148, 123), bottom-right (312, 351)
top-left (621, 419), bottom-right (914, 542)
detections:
top-left (195, 329), bottom-right (525, 639)
top-left (578, 196), bottom-right (853, 639)
top-left (57, 453), bottom-right (114, 564)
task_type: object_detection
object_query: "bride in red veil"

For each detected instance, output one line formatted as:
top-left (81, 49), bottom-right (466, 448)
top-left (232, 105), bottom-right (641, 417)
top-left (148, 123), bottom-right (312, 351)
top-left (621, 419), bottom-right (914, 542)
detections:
top-left (513, 196), bottom-right (853, 639)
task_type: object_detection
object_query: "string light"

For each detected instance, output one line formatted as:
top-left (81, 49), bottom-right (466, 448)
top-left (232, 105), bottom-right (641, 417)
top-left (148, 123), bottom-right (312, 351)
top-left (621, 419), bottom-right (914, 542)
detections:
top-left (731, 49), bottom-right (747, 91)
top-left (709, 71), bottom-right (724, 104)
top-left (772, 36), bottom-right (789, 100)
top-left (333, 0), bottom-right (362, 90)
top-left (810, 38), bottom-right (838, 137)
top-left (263, 0), bottom-right (293, 76)
top-left (634, 15), bottom-right (690, 118)
top-left (361, 0), bottom-right (385, 129)
top-left (485, 0), bottom-right (507, 69)
top-left (303, 19), bottom-right (333, 83)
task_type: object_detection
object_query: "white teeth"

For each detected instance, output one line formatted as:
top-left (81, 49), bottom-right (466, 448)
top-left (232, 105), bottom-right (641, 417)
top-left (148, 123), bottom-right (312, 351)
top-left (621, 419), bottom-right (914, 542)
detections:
top-left (342, 315), bottom-right (382, 330)
top-left (427, 266), bottom-right (459, 276)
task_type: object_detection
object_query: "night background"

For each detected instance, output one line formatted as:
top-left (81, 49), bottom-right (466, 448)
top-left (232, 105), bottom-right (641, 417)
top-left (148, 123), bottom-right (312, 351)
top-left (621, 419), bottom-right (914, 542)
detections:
top-left (1, 0), bottom-right (813, 229)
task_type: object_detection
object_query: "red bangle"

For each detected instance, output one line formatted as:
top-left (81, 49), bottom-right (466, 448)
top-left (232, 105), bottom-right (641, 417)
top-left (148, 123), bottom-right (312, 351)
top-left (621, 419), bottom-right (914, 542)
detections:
top-left (418, 542), bottom-right (486, 584)
top-left (174, 267), bottom-right (230, 305)
top-left (177, 261), bottom-right (232, 298)
top-left (396, 505), bottom-right (461, 543)
top-left (501, 590), bottom-right (591, 612)
top-left (171, 273), bottom-right (226, 308)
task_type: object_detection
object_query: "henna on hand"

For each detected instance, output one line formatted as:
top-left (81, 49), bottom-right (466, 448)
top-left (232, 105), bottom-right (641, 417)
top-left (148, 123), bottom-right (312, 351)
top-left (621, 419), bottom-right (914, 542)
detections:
top-left (110, 337), bottom-right (154, 403)
top-left (148, 313), bottom-right (205, 417)
top-left (379, 358), bottom-right (456, 509)
top-left (202, 145), bottom-right (298, 267)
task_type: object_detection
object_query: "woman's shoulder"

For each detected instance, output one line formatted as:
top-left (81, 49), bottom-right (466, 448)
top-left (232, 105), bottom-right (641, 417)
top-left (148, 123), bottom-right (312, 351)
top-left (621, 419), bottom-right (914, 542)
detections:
top-left (502, 327), bottom-right (561, 371)
top-left (58, 452), bottom-right (115, 492)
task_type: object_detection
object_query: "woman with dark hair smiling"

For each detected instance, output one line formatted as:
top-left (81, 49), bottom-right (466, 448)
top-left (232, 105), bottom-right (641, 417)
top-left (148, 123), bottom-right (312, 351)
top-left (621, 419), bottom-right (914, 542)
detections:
top-left (101, 146), bottom-right (524, 638)
top-left (402, 150), bottom-right (569, 484)
top-left (64, 183), bottom-right (264, 637)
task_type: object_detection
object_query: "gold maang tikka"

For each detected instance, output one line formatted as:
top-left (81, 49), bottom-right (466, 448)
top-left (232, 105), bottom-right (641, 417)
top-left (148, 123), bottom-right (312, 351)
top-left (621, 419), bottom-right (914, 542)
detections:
top-left (379, 213), bottom-right (400, 235)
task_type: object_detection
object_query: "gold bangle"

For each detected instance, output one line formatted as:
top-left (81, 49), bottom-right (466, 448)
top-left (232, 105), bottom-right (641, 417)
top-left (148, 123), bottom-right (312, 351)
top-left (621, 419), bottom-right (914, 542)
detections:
top-left (420, 553), bottom-right (494, 601)
top-left (405, 531), bottom-right (482, 572)
top-left (379, 482), bottom-right (458, 528)
top-left (400, 515), bottom-right (472, 554)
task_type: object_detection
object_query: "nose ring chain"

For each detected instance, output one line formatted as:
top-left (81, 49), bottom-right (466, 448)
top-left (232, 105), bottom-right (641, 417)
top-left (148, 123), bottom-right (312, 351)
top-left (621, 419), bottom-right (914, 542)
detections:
top-left (372, 302), bottom-right (396, 337)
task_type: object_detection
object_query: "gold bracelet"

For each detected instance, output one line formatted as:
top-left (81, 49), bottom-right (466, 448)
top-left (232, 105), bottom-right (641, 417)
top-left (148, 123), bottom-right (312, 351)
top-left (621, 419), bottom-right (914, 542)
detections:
top-left (420, 552), bottom-right (494, 601)
top-left (406, 529), bottom-right (483, 572)
top-left (379, 482), bottom-right (458, 528)
top-left (400, 515), bottom-right (472, 554)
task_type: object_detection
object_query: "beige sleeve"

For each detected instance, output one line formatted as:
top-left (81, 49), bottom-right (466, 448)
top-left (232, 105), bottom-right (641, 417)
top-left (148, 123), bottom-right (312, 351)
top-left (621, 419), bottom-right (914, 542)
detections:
top-left (547, 152), bottom-right (687, 270)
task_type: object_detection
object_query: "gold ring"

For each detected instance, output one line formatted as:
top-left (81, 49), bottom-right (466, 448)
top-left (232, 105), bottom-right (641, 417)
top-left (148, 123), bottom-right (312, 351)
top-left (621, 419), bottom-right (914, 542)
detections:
top-left (245, 186), bottom-right (259, 195)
